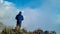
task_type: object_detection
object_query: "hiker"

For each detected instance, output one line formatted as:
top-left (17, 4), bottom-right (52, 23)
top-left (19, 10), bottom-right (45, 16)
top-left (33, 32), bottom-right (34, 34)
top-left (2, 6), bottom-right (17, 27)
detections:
top-left (15, 11), bottom-right (24, 30)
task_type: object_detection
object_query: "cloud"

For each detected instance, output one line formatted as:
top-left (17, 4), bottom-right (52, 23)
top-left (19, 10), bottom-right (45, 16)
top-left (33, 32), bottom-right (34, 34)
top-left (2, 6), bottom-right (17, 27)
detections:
top-left (0, 0), bottom-right (19, 27)
top-left (21, 7), bottom-right (55, 31)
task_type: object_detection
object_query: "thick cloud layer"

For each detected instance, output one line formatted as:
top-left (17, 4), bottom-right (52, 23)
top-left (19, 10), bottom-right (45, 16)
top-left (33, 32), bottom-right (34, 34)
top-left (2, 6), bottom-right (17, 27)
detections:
top-left (0, 0), bottom-right (19, 27)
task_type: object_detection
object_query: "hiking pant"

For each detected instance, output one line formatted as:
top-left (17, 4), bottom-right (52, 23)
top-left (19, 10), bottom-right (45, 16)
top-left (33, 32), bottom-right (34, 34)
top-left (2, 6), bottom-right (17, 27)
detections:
top-left (17, 21), bottom-right (22, 28)
top-left (16, 21), bottom-right (22, 31)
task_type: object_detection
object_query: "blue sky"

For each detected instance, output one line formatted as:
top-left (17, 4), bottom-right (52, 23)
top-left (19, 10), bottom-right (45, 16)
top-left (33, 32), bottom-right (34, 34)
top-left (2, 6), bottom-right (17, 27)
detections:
top-left (0, 0), bottom-right (60, 34)
top-left (5, 0), bottom-right (44, 8)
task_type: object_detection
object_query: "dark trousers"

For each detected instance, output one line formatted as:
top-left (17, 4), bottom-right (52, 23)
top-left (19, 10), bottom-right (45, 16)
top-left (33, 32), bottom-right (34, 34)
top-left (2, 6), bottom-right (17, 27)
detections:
top-left (17, 21), bottom-right (21, 27)
top-left (16, 21), bottom-right (22, 31)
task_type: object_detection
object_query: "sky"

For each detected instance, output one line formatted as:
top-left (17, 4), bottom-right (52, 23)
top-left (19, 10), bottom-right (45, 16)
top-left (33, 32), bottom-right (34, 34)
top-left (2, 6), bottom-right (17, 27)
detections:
top-left (0, 0), bottom-right (60, 34)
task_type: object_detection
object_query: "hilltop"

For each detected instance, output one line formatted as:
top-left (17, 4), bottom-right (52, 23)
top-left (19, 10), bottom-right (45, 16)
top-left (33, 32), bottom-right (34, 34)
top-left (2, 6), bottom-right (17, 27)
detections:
top-left (0, 27), bottom-right (56, 34)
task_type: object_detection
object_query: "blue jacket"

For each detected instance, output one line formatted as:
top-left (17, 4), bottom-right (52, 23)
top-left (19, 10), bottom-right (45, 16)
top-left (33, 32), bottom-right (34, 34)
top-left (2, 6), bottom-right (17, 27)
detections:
top-left (16, 14), bottom-right (24, 21)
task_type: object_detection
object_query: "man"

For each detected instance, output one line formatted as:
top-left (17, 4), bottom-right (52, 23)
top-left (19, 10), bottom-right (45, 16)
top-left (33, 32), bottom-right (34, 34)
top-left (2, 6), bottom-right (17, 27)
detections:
top-left (15, 11), bottom-right (24, 30)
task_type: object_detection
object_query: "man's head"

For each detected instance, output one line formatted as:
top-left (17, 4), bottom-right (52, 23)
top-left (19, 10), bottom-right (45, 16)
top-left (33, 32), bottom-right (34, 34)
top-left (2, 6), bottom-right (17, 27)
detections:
top-left (19, 11), bottom-right (22, 15)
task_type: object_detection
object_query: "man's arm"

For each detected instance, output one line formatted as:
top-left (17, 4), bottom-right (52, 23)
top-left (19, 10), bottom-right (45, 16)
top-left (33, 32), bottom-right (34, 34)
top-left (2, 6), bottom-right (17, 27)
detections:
top-left (22, 16), bottom-right (24, 20)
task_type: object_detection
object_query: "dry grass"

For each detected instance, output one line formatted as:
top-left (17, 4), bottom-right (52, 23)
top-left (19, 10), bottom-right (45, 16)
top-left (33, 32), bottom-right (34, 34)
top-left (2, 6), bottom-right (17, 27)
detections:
top-left (0, 27), bottom-right (56, 34)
